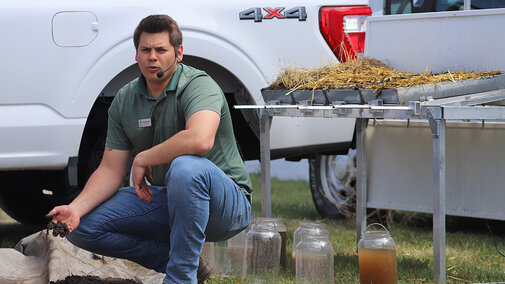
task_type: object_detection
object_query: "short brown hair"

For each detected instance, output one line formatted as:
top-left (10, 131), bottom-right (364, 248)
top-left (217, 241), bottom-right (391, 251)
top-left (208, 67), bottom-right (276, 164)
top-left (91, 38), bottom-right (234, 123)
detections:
top-left (133, 14), bottom-right (183, 50)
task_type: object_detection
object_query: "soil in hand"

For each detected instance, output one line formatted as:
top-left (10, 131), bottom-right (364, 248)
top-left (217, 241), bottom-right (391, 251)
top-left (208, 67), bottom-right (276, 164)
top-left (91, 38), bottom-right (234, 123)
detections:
top-left (47, 221), bottom-right (69, 237)
top-left (50, 275), bottom-right (140, 284)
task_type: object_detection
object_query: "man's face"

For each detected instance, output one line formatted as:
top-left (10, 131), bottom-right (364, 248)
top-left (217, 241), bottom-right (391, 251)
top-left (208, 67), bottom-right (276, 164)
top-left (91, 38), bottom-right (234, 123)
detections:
top-left (135, 31), bottom-right (179, 82)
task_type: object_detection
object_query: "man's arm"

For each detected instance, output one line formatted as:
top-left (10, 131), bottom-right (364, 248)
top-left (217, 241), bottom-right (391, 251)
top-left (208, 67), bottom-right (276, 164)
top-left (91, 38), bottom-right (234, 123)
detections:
top-left (47, 147), bottom-right (131, 233)
top-left (135, 110), bottom-right (220, 166)
top-left (70, 147), bottom-right (132, 217)
top-left (131, 110), bottom-right (220, 201)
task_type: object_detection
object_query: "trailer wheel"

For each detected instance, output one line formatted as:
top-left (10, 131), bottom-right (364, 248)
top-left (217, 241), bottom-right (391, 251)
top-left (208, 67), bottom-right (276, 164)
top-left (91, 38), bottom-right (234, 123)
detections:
top-left (309, 150), bottom-right (357, 218)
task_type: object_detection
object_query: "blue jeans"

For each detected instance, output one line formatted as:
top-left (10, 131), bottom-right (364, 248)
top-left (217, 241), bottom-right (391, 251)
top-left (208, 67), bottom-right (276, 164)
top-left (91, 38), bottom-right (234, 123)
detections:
top-left (66, 155), bottom-right (251, 284)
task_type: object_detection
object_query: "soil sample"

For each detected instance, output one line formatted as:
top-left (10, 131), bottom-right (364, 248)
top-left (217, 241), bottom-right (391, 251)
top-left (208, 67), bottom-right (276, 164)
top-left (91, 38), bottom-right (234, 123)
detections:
top-left (47, 221), bottom-right (69, 237)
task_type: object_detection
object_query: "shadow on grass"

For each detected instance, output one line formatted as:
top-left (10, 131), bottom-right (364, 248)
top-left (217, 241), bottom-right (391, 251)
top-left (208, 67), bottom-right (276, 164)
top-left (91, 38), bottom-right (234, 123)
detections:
top-left (397, 256), bottom-right (432, 280)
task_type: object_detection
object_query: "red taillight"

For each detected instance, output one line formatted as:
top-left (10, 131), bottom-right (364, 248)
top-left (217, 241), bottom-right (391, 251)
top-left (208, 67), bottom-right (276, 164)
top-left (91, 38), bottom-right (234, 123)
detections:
top-left (319, 6), bottom-right (372, 62)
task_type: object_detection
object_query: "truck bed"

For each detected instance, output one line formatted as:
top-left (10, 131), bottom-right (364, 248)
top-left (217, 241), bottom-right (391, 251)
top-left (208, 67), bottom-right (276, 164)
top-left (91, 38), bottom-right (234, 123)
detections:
top-left (262, 73), bottom-right (505, 105)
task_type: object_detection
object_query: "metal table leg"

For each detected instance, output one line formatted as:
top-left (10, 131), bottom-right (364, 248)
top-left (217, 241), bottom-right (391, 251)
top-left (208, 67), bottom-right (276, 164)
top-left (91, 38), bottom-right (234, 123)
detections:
top-left (428, 110), bottom-right (446, 284)
top-left (259, 109), bottom-right (272, 217)
top-left (356, 118), bottom-right (368, 247)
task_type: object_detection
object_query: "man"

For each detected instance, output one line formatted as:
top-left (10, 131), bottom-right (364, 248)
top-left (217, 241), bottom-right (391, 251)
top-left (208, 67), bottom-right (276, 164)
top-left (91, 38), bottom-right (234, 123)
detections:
top-left (47, 14), bottom-right (252, 284)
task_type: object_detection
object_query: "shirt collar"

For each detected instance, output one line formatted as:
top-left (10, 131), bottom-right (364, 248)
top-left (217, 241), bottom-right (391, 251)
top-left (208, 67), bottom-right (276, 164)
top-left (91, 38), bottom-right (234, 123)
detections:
top-left (134, 64), bottom-right (182, 98)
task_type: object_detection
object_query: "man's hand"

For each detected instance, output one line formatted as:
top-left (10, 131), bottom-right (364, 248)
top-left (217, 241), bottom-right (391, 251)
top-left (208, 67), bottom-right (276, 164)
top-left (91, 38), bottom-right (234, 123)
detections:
top-left (45, 205), bottom-right (80, 237)
top-left (132, 154), bottom-right (154, 203)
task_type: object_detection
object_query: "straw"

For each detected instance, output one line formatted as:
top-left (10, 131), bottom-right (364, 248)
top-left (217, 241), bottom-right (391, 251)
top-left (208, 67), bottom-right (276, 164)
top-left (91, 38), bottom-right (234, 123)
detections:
top-left (267, 57), bottom-right (502, 92)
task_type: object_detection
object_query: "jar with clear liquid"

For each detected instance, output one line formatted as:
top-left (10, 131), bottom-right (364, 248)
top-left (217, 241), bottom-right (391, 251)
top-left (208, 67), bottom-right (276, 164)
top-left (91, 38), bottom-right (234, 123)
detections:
top-left (243, 220), bottom-right (281, 282)
top-left (255, 217), bottom-right (287, 269)
top-left (226, 228), bottom-right (247, 276)
top-left (200, 242), bottom-right (215, 268)
top-left (213, 240), bottom-right (232, 276)
top-left (292, 222), bottom-right (328, 275)
top-left (295, 234), bottom-right (334, 284)
top-left (358, 223), bottom-right (398, 284)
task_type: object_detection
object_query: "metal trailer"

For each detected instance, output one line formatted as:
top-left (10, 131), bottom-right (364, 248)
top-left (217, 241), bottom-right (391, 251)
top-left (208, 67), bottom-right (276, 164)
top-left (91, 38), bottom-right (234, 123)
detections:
top-left (236, 86), bottom-right (505, 284)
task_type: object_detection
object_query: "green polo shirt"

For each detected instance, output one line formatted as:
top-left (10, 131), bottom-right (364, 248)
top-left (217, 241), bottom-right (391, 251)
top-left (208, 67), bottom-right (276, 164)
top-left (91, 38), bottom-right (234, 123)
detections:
top-left (105, 63), bottom-right (252, 198)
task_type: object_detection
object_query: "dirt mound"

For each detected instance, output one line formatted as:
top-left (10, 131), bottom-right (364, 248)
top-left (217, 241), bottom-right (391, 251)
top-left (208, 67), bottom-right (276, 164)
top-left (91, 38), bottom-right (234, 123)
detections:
top-left (50, 275), bottom-right (139, 284)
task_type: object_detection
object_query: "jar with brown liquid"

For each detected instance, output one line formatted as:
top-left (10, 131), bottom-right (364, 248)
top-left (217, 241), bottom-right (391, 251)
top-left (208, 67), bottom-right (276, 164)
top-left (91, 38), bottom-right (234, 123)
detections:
top-left (358, 223), bottom-right (398, 284)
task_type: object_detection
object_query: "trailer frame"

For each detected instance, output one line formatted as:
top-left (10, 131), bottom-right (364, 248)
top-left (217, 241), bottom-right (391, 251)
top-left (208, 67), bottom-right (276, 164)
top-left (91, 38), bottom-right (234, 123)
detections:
top-left (236, 88), bottom-right (505, 283)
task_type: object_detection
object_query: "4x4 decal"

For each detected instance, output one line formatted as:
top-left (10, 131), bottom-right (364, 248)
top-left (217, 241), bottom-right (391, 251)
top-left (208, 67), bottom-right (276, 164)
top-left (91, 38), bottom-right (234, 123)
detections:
top-left (239, 6), bottom-right (307, 22)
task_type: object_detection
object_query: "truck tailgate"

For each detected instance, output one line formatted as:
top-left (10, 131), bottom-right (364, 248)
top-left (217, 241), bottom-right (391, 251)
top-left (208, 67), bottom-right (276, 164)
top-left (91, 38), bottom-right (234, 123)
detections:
top-left (364, 9), bottom-right (505, 74)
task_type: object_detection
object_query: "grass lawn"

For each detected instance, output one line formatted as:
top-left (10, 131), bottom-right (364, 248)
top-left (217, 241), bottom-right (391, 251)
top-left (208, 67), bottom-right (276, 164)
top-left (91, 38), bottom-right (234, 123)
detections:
top-left (208, 174), bottom-right (505, 283)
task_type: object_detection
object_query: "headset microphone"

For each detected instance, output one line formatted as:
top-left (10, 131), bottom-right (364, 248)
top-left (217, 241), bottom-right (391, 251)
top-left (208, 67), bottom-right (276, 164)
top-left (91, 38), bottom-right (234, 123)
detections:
top-left (156, 70), bottom-right (167, 79)
top-left (156, 51), bottom-right (179, 79)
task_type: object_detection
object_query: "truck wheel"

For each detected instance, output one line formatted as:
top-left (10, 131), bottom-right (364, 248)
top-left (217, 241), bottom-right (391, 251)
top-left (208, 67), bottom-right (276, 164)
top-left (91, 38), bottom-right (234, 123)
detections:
top-left (82, 130), bottom-right (106, 183)
top-left (82, 129), bottom-right (132, 189)
top-left (309, 150), bottom-right (357, 218)
top-left (0, 191), bottom-right (67, 225)
top-left (0, 131), bottom-right (107, 226)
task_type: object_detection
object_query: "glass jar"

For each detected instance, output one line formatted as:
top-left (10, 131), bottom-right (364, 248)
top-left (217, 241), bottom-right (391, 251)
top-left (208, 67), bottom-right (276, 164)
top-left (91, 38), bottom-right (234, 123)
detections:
top-left (295, 234), bottom-right (334, 284)
top-left (213, 240), bottom-right (232, 276)
top-left (292, 222), bottom-right (328, 275)
top-left (226, 228), bottom-right (247, 276)
top-left (200, 242), bottom-right (215, 268)
top-left (243, 220), bottom-right (282, 282)
top-left (358, 223), bottom-right (398, 284)
top-left (255, 217), bottom-right (287, 269)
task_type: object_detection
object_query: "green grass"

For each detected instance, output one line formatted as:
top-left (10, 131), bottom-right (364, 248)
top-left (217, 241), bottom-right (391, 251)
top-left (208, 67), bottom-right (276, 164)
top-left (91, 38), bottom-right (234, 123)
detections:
top-left (208, 174), bottom-right (505, 284)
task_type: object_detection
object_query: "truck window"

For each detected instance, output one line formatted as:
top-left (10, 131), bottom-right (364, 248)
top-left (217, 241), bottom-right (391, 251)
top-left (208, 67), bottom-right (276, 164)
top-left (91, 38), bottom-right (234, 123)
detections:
top-left (385, 0), bottom-right (505, 14)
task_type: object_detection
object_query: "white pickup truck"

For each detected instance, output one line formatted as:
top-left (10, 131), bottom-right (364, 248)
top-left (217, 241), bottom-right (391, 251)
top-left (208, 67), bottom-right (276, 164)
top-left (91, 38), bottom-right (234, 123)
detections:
top-left (0, 0), bottom-right (374, 224)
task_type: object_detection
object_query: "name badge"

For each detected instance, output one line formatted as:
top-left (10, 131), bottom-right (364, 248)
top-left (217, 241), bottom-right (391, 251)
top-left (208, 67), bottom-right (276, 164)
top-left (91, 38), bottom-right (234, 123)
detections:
top-left (138, 118), bottom-right (152, 128)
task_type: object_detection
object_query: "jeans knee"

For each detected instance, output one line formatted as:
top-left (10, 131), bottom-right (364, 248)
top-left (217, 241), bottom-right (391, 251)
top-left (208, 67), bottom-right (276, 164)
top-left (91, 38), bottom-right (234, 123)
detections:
top-left (66, 217), bottom-right (101, 249)
top-left (164, 155), bottom-right (207, 186)
top-left (165, 155), bottom-right (211, 202)
top-left (66, 225), bottom-right (91, 249)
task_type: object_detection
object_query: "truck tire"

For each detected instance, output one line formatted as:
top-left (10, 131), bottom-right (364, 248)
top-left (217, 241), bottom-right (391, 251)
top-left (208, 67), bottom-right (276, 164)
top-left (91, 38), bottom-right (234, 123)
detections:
top-left (82, 129), bottom-right (132, 189)
top-left (0, 190), bottom-right (73, 225)
top-left (0, 171), bottom-right (79, 225)
top-left (309, 150), bottom-right (357, 218)
top-left (0, 131), bottom-right (107, 225)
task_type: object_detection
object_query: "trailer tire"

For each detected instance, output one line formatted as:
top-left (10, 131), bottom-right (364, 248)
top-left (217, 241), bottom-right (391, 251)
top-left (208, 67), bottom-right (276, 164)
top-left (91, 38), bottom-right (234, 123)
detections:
top-left (309, 151), bottom-right (357, 218)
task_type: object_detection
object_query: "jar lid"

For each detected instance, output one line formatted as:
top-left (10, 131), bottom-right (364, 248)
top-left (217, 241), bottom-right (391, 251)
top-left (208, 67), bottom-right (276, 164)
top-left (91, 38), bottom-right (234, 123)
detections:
top-left (256, 217), bottom-right (286, 231)
top-left (253, 220), bottom-right (278, 231)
